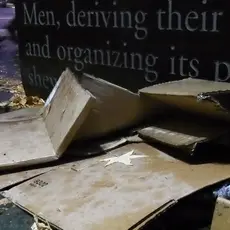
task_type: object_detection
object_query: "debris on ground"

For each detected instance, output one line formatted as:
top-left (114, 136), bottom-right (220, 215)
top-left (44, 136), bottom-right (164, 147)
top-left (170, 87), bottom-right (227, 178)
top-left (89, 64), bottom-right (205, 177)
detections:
top-left (1, 74), bottom-right (230, 230)
top-left (0, 77), bottom-right (21, 92)
top-left (31, 216), bottom-right (52, 230)
top-left (0, 77), bottom-right (45, 110)
top-left (8, 94), bottom-right (45, 109)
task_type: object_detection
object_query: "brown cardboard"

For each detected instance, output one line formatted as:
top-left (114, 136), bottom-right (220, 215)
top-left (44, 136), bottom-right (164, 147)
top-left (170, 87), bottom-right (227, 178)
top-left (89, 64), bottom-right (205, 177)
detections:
top-left (74, 73), bottom-right (161, 140)
top-left (42, 69), bottom-right (95, 157)
top-left (0, 107), bottom-right (41, 122)
top-left (139, 78), bottom-right (230, 121)
top-left (0, 69), bottom-right (94, 170)
top-left (0, 167), bottom-right (53, 190)
top-left (3, 143), bottom-right (230, 230)
top-left (68, 134), bottom-right (143, 157)
top-left (138, 114), bottom-right (230, 156)
top-left (211, 197), bottom-right (230, 230)
top-left (138, 78), bottom-right (230, 156)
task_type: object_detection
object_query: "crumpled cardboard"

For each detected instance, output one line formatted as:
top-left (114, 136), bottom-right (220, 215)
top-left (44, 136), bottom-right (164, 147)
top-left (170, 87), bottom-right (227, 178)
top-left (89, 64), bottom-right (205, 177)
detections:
top-left (2, 143), bottom-right (230, 230)
top-left (138, 78), bottom-right (230, 157)
top-left (0, 68), bottom-right (95, 170)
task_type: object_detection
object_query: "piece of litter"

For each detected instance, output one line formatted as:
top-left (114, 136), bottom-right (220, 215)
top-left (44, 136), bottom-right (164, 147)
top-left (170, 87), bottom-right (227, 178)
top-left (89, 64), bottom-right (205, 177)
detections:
top-left (100, 150), bottom-right (147, 166)
top-left (214, 184), bottom-right (230, 200)
top-left (8, 95), bottom-right (45, 109)
top-left (0, 198), bottom-right (10, 206)
top-left (31, 216), bottom-right (52, 230)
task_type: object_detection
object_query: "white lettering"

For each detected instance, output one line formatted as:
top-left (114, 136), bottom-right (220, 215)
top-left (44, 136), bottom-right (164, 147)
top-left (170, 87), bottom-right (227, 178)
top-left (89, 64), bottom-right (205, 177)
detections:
top-left (215, 61), bottom-right (230, 81)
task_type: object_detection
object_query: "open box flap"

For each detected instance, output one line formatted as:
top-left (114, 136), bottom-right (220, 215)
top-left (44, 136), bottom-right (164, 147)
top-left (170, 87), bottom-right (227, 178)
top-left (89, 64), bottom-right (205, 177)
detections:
top-left (0, 69), bottom-right (95, 170)
top-left (137, 113), bottom-right (230, 157)
top-left (3, 143), bottom-right (230, 230)
top-left (74, 73), bottom-right (163, 140)
top-left (139, 78), bottom-right (230, 121)
top-left (42, 69), bottom-right (95, 156)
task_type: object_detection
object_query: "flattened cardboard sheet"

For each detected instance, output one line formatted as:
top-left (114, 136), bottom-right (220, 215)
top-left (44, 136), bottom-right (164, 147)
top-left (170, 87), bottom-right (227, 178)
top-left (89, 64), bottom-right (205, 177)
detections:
top-left (0, 69), bottom-right (94, 170)
top-left (140, 78), bottom-right (230, 121)
top-left (3, 143), bottom-right (230, 230)
top-left (0, 118), bottom-right (57, 170)
top-left (68, 134), bottom-right (142, 157)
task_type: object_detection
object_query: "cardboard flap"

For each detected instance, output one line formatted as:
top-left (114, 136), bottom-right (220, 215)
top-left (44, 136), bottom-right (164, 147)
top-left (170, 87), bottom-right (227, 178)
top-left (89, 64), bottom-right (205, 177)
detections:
top-left (0, 117), bottom-right (57, 170)
top-left (0, 69), bottom-right (95, 170)
top-left (139, 78), bottom-right (230, 121)
top-left (74, 73), bottom-right (159, 140)
top-left (138, 114), bottom-right (230, 156)
top-left (43, 69), bottom-right (95, 156)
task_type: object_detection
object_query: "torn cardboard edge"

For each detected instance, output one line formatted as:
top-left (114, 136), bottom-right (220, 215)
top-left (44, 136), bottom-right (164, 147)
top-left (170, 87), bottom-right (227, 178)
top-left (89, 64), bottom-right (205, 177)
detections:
top-left (138, 78), bottom-right (230, 158)
top-left (0, 68), bottom-right (95, 170)
top-left (139, 78), bottom-right (230, 121)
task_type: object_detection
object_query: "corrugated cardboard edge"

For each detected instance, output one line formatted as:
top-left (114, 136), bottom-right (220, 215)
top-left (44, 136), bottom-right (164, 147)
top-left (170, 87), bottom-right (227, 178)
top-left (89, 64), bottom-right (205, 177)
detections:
top-left (73, 73), bottom-right (160, 140)
top-left (138, 126), bottom-right (207, 155)
top-left (0, 155), bottom-right (58, 171)
top-left (197, 90), bottom-right (230, 114)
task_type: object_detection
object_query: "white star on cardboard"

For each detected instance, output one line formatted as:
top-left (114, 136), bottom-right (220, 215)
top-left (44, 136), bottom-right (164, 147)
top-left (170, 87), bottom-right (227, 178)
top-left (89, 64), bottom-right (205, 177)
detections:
top-left (100, 150), bottom-right (147, 167)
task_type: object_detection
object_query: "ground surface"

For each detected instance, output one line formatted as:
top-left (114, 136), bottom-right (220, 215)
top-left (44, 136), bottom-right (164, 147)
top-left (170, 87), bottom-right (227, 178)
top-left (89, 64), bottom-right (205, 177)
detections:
top-left (0, 6), bottom-right (35, 230)
top-left (0, 6), bottom-right (19, 79)
top-left (0, 195), bottom-right (33, 230)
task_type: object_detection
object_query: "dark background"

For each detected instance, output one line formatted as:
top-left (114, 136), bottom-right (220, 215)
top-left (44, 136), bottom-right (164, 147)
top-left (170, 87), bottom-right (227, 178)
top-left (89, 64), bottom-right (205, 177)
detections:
top-left (15, 0), bottom-right (230, 98)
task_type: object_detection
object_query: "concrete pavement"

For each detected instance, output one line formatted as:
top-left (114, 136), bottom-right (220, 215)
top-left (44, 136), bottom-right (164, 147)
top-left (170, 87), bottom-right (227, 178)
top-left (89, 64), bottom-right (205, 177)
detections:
top-left (0, 6), bottom-right (19, 79)
top-left (0, 7), bottom-right (14, 28)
